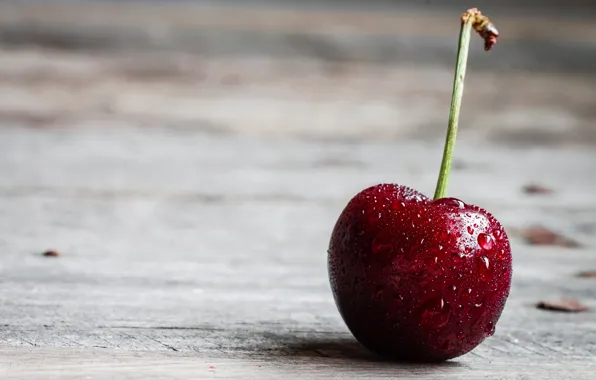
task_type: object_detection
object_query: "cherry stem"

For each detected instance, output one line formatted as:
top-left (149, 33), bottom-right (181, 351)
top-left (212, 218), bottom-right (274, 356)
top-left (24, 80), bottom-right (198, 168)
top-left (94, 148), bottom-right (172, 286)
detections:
top-left (433, 8), bottom-right (499, 200)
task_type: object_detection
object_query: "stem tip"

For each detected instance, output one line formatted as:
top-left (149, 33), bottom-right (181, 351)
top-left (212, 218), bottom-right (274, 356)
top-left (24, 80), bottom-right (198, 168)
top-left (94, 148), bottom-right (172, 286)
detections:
top-left (462, 8), bottom-right (500, 51)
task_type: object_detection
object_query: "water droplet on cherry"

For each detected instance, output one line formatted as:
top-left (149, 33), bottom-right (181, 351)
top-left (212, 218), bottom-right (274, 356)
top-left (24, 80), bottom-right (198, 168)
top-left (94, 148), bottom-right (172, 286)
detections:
top-left (467, 226), bottom-right (475, 235)
top-left (497, 249), bottom-right (508, 260)
top-left (435, 197), bottom-right (466, 208)
top-left (485, 321), bottom-right (495, 337)
top-left (480, 256), bottom-right (490, 269)
top-left (478, 233), bottom-right (495, 251)
top-left (421, 297), bottom-right (451, 329)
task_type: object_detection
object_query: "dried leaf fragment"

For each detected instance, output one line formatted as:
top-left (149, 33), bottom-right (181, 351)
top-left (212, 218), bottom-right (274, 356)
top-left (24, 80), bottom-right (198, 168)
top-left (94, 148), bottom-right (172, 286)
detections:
top-left (42, 249), bottom-right (60, 257)
top-left (576, 271), bottom-right (596, 278)
top-left (519, 226), bottom-right (581, 248)
top-left (522, 184), bottom-right (553, 195)
top-left (536, 299), bottom-right (588, 313)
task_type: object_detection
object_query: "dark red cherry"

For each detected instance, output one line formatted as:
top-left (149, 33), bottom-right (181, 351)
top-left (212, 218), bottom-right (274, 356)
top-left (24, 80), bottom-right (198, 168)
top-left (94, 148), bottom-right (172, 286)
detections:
top-left (328, 183), bottom-right (512, 361)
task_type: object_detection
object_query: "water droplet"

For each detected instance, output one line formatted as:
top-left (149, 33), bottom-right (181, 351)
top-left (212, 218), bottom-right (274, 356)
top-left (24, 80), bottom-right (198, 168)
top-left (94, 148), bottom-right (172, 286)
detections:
top-left (434, 197), bottom-right (466, 208)
top-left (478, 233), bottom-right (495, 251)
top-left (494, 229), bottom-right (503, 240)
top-left (421, 297), bottom-right (451, 329)
top-left (467, 226), bottom-right (475, 235)
top-left (497, 249), bottom-right (509, 260)
top-left (485, 321), bottom-right (495, 337)
top-left (452, 285), bottom-right (457, 291)
top-left (378, 212), bottom-right (382, 219)
top-left (400, 202), bottom-right (406, 207)
top-left (480, 256), bottom-right (490, 269)
top-left (473, 223), bottom-right (478, 228)
top-left (438, 245), bottom-right (443, 251)
top-left (420, 238), bottom-right (425, 244)
top-left (474, 303), bottom-right (483, 308)
top-left (467, 288), bottom-right (472, 294)
top-left (434, 257), bottom-right (438, 264)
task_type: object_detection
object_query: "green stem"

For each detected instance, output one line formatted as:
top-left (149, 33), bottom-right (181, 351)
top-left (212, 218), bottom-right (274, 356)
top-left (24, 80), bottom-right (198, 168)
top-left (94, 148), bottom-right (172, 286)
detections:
top-left (433, 19), bottom-right (474, 200)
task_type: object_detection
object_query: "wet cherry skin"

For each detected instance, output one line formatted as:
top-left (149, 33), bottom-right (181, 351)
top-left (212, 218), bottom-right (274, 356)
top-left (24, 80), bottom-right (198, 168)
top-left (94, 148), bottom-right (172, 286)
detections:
top-left (328, 184), bottom-right (512, 362)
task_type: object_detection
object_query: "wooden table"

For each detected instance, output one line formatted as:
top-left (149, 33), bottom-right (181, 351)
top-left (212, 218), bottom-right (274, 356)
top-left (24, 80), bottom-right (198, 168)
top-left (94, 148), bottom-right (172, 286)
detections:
top-left (1, 3), bottom-right (596, 379)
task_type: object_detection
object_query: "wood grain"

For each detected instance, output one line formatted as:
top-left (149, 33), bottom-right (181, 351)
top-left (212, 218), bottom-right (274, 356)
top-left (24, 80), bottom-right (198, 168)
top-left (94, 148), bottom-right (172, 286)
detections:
top-left (0, 126), bottom-right (595, 378)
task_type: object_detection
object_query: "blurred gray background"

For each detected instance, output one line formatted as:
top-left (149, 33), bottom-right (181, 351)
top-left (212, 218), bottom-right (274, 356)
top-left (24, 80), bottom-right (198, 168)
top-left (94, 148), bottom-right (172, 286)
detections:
top-left (1, 0), bottom-right (595, 146)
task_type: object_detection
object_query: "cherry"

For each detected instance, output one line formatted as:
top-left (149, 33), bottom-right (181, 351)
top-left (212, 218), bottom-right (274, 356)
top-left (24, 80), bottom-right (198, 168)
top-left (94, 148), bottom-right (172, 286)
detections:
top-left (327, 9), bottom-right (511, 361)
top-left (328, 184), bottom-right (511, 361)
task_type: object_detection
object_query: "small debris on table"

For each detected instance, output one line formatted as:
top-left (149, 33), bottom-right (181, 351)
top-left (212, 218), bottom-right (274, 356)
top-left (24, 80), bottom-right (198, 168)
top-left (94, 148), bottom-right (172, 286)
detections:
top-left (519, 226), bottom-right (581, 248)
top-left (42, 250), bottom-right (60, 257)
top-left (576, 271), bottom-right (596, 278)
top-left (536, 299), bottom-right (588, 313)
top-left (522, 183), bottom-right (553, 195)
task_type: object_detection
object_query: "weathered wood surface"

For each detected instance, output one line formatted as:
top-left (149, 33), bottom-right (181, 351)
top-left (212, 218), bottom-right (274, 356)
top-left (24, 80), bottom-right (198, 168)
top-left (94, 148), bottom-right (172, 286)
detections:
top-left (1, 3), bottom-right (596, 379)
top-left (1, 108), bottom-right (595, 378)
